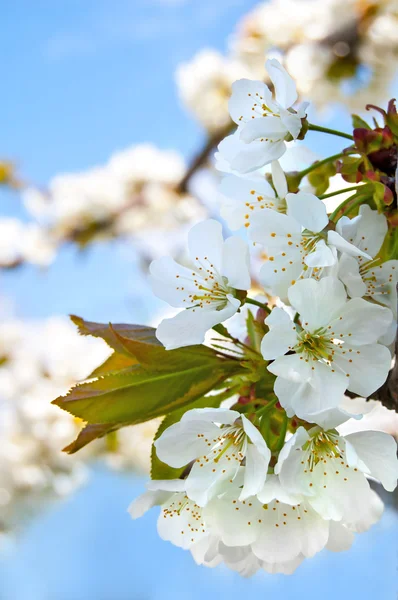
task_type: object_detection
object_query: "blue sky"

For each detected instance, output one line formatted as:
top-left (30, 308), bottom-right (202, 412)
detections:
top-left (0, 1), bottom-right (397, 598)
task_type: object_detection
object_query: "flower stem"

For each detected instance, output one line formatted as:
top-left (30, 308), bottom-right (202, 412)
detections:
top-left (308, 123), bottom-right (354, 141)
top-left (319, 185), bottom-right (362, 200)
top-left (296, 152), bottom-right (348, 178)
top-left (245, 297), bottom-right (271, 313)
top-left (329, 194), bottom-right (365, 223)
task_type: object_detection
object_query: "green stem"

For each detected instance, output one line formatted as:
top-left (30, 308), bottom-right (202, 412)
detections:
top-left (319, 185), bottom-right (362, 200)
top-left (296, 152), bottom-right (348, 178)
top-left (340, 195), bottom-right (367, 218)
top-left (245, 297), bottom-right (271, 313)
top-left (329, 193), bottom-right (365, 222)
top-left (308, 123), bottom-right (354, 141)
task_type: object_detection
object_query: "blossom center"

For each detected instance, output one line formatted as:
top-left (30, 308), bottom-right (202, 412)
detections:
top-left (295, 328), bottom-right (335, 363)
top-left (302, 430), bottom-right (343, 470)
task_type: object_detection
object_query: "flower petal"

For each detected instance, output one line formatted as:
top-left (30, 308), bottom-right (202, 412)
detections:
top-left (327, 230), bottom-right (371, 260)
top-left (326, 521), bottom-right (354, 552)
top-left (128, 490), bottom-right (171, 519)
top-left (229, 79), bottom-right (274, 124)
top-left (266, 58), bottom-right (298, 109)
top-left (222, 235), bottom-right (251, 290)
top-left (344, 430), bottom-right (398, 492)
top-left (188, 219), bottom-right (223, 272)
top-left (260, 307), bottom-right (297, 359)
top-left (286, 192), bottom-right (328, 232)
top-left (288, 276), bottom-right (347, 331)
top-left (271, 160), bottom-right (288, 199)
top-left (154, 419), bottom-right (221, 467)
top-left (337, 254), bottom-right (367, 298)
top-left (240, 116), bottom-right (288, 144)
top-left (156, 300), bottom-right (239, 349)
top-left (304, 240), bottom-right (336, 268)
top-left (329, 297), bottom-right (393, 344)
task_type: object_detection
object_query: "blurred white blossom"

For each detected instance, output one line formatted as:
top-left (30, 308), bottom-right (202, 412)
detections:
top-left (175, 49), bottom-right (252, 132)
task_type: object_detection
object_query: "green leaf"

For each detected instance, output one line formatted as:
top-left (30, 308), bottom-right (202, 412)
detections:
top-left (54, 360), bottom-right (240, 425)
top-left (150, 393), bottom-right (228, 480)
top-left (70, 315), bottom-right (160, 355)
top-left (352, 114), bottom-right (371, 130)
top-left (58, 316), bottom-right (245, 454)
top-left (63, 422), bottom-right (120, 454)
top-left (89, 352), bottom-right (138, 378)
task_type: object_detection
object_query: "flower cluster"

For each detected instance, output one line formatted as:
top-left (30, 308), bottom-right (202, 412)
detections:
top-left (6, 144), bottom-right (203, 269)
top-left (177, 0), bottom-right (398, 130)
top-left (0, 316), bottom-right (159, 540)
top-left (131, 58), bottom-right (398, 576)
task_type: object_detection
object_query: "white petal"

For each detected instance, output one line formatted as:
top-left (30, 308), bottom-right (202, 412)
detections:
top-left (257, 474), bottom-right (303, 505)
top-left (149, 256), bottom-right (198, 308)
top-left (274, 427), bottom-right (310, 475)
top-left (266, 58), bottom-right (298, 109)
top-left (249, 208), bottom-right (301, 248)
top-left (128, 490), bottom-right (170, 519)
top-left (305, 239), bottom-right (336, 268)
top-left (157, 493), bottom-right (207, 549)
top-left (330, 297), bottom-right (393, 344)
top-left (228, 79), bottom-right (274, 124)
top-left (219, 174), bottom-right (276, 230)
top-left (345, 431), bottom-right (398, 491)
top-left (146, 479), bottom-right (186, 492)
top-left (154, 419), bottom-right (221, 467)
top-left (337, 204), bottom-right (388, 258)
top-left (260, 307), bottom-right (297, 359)
top-left (259, 254), bottom-right (302, 301)
top-left (204, 493), bottom-right (263, 546)
top-left (271, 160), bottom-right (288, 199)
top-left (188, 219), bottom-right (223, 272)
top-left (279, 109), bottom-right (302, 139)
top-left (337, 254), bottom-right (367, 298)
top-left (328, 230), bottom-right (371, 260)
top-left (326, 521), bottom-right (354, 552)
top-left (185, 455), bottom-right (239, 507)
top-left (309, 460), bottom-right (372, 522)
top-left (156, 301), bottom-right (239, 349)
top-left (288, 276), bottom-right (347, 330)
top-left (240, 116), bottom-right (288, 143)
top-left (345, 488), bottom-right (384, 533)
top-left (180, 407), bottom-right (240, 425)
top-left (232, 139), bottom-right (287, 173)
top-left (222, 235), bottom-right (251, 290)
top-left (286, 192), bottom-right (328, 232)
top-left (271, 359), bottom-right (347, 420)
top-left (337, 343), bottom-right (392, 398)
top-left (241, 442), bottom-right (270, 500)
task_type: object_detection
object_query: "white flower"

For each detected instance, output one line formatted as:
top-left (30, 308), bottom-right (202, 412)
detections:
top-left (150, 219), bottom-right (251, 350)
top-left (204, 474), bottom-right (331, 564)
top-left (275, 424), bottom-right (397, 524)
top-left (249, 191), bottom-right (369, 300)
top-left (335, 205), bottom-right (398, 316)
top-left (261, 277), bottom-right (393, 421)
top-left (219, 58), bottom-right (307, 174)
top-left (219, 161), bottom-right (288, 230)
top-left (129, 478), bottom-right (209, 550)
top-left (154, 408), bottom-right (271, 506)
top-left (175, 49), bottom-right (251, 132)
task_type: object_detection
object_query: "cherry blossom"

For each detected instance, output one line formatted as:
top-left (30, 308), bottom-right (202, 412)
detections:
top-left (219, 161), bottom-right (288, 230)
top-left (150, 219), bottom-right (251, 349)
top-left (261, 277), bottom-right (393, 421)
top-left (275, 424), bottom-right (397, 523)
top-left (218, 58), bottom-right (307, 173)
top-left (154, 408), bottom-right (271, 506)
top-left (249, 192), bottom-right (369, 300)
